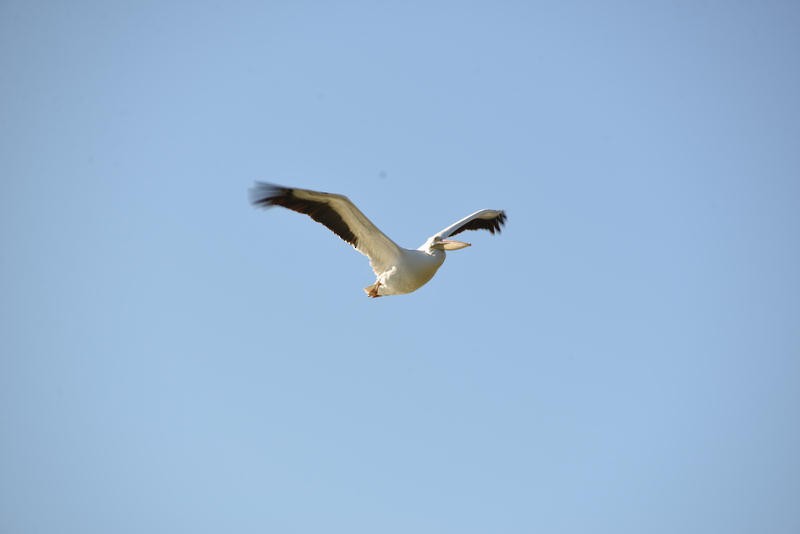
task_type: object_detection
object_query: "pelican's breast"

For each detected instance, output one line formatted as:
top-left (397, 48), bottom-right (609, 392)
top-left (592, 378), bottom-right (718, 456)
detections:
top-left (379, 249), bottom-right (445, 295)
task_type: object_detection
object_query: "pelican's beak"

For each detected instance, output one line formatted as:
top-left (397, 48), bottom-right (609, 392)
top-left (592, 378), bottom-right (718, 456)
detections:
top-left (440, 239), bottom-right (471, 250)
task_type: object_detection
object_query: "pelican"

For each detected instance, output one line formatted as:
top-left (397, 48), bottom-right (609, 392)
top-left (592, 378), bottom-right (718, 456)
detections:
top-left (249, 183), bottom-right (507, 297)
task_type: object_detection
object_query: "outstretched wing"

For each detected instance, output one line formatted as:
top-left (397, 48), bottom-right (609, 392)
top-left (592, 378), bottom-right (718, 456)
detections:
top-left (433, 209), bottom-right (507, 239)
top-left (249, 182), bottom-right (402, 275)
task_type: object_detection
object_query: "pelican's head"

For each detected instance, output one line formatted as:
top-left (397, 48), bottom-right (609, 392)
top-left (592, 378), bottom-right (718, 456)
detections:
top-left (427, 236), bottom-right (471, 252)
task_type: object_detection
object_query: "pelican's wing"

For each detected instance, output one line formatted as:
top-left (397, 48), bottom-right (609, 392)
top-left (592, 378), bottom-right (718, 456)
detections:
top-left (249, 182), bottom-right (402, 274)
top-left (434, 209), bottom-right (507, 239)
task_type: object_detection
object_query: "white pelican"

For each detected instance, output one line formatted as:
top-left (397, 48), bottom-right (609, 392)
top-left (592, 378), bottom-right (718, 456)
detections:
top-left (249, 183), bottom-right (507, 298)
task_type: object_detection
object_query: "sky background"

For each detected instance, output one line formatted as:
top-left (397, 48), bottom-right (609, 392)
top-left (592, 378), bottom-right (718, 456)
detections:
top-left (2, 1), bottom-right (799, 532)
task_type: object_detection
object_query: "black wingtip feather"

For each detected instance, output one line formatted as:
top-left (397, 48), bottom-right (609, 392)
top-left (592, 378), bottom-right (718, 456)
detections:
top-left (249, 182), bottom-right (291, 208)
top-left (449, 210), bottom-right (508, 236)
top-left (249, 182), bottom-right (359, 247)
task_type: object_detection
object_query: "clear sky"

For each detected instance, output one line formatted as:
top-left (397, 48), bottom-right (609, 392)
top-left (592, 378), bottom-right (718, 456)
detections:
top-left (2, 1), bottom-right (799, 533)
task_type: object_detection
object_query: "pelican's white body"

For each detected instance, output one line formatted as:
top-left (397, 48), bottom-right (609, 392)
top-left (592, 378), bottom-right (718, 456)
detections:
top-left (373, 247), bottom-right (446, 296)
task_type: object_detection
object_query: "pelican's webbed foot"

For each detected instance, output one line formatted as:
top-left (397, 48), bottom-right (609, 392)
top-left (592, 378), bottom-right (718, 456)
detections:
top-left (364, 281), bottom-right (382, 298)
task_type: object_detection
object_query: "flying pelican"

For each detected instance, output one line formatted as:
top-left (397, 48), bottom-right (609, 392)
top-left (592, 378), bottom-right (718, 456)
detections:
top-left (249, 183), bottom-right (507, 297)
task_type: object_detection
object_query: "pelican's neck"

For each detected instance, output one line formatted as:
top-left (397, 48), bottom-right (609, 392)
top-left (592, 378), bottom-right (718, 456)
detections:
top-left (418, 236), bottom-right (441, 255)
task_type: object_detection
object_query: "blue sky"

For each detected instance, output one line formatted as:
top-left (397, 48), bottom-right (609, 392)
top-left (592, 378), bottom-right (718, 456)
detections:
top-left (2, 1), bottom-right (799, 532)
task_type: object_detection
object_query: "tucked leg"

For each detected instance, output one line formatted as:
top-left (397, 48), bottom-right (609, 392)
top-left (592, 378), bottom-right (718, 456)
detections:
top-left (364, 281), bottom-right (382, 298)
